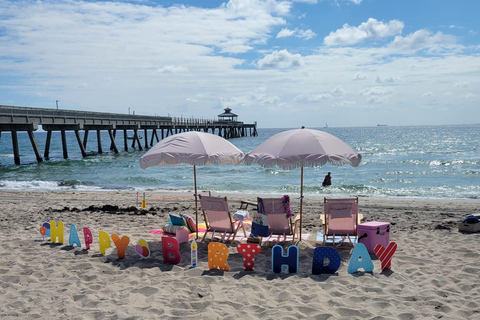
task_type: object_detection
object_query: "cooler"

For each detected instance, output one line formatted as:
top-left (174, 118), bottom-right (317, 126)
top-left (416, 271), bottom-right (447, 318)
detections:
top-left (357, 221), bottom-right (390, 254)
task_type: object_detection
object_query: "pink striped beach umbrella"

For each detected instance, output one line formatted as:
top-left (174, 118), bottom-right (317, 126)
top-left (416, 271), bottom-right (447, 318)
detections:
top-left (244, 127), bottom-right (362, 241)
top-left (139, 131), bottom-right (245, 239)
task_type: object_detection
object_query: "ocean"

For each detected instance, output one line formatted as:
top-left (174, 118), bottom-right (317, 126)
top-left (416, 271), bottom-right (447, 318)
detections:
top-left (0, 125), bottom-right (479, 199)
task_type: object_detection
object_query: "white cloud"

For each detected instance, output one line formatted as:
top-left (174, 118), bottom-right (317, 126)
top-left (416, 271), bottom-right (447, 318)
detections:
top-left (293, 0), bottom-right (318, 3)
top-left (376, 75), bottom-right (400, 83)
top-left (277, 28), bottom-right (316, 39)
top-left (157, 65), bottom-right (189, 73)
top-left (359, 86), bottom-right (394, 96)
top-left (455, 82), bottom-right (469, 88)
top-left (277, 28), bottom-right (295, 38)
top-left (257, 49), bottom-right (305, 68)
top-left (422, 92), bottom-right (434, 97)
top-left (349, 0), bottom-right (363, 4)
top-left (388, 30), bottom-right (456, 54)
top-left (324, 18), bottom-right (404, 46)
top-left (353, 73), bottom-right (367, 80)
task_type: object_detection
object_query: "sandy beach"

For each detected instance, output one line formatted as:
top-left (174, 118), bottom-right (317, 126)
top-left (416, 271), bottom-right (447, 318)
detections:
top-left (1, 190), bottom-right (479, 319)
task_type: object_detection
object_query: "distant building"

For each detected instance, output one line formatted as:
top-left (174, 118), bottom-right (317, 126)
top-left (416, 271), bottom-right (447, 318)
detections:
top-left (217, 107), bottom-right (238, 122)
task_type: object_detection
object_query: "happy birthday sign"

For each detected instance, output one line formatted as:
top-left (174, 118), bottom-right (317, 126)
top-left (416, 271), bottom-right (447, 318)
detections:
top-left (41, 219), bottom-right (396, 275)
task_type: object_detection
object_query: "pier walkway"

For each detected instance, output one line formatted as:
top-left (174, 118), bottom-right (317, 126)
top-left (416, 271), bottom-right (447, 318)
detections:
top-left (0, 105), bottom-right (257, 165)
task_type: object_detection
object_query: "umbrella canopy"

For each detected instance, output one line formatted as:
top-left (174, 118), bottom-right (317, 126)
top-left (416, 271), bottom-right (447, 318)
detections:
top-left (139, 131), bottom-right (245, 238)
top-left (244, 128), bottom-right (362, 241)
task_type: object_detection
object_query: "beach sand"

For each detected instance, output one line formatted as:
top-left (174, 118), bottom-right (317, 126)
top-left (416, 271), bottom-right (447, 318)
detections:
top-left (1, 190), bottom-right (479, 319)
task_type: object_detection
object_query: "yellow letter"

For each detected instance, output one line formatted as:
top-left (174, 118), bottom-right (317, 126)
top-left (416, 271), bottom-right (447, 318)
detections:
top-left (98, 230), bottom-right (111, 255)
top-left (50, 220), bottom-right (64, 244)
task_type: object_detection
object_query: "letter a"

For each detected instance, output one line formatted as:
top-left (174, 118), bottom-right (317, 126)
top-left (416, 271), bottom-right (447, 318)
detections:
top-left (98, 230), bottom-right (111, 255)
top-left (50, 220), bottom-right (64, 244)
top-left (272, 245), bottom-right (299, 274)
top-left (68, 224), bottom-right (81, 248)
top-left (162, 237), bottom-right (181, 265)
top-left (348, 243), bottom-right (374, 274)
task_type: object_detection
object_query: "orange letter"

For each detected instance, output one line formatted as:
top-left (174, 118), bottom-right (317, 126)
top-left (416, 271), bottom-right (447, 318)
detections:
top-left (208, 242), bottom-right (229, 271)
top-left (111, 234), bottom-right (130, 259)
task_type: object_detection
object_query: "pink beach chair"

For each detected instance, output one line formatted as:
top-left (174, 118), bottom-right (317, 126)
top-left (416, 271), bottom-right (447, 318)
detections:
top-left (199, 195), bottom-right (246, 244)
top-left (254, 197), bottom-right (299, 244)
top-left (323, 197), bottom-right (359, 246)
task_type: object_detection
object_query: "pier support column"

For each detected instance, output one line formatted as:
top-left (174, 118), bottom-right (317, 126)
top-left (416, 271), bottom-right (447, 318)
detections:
top-left (123, 130), bottom-right (128, 151)
top-left (83, 130), bottom-right (89, 149)
top-left (11, 131), bottom-right (20, 165)
top-left (27, 130), bottom-right (43, 163)
top-left (144, 128), bottom-right (148, 149)
top-left (44, 130), bottom-right (52, 160)
top-left (61, 130), bottom-right (68, 159)
top-left (108, 129), bottom-right (118, 153)
top-left (74, 130), bottom-right (87, 157)
top-left (96, 130), bottom-right (103, 154)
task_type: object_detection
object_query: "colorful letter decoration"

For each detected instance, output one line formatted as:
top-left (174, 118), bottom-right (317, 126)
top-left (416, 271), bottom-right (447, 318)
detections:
top-left (374, 242), bottom-right (397, 271)
top-left (191, 240), bottom-right (197, 268)
top-left (111, 234), bottom-right (130, 259)
top-left (347, 243), bottom-right (374, 274)
top-left (312, 246), bottom-right (341, 274)
top-left (237, 243), bottom-right (261, 271)
top-left (98, 230), bottom-right (111, 255)
top-left (83, 227), bottom-right (93, 250)
top-left (40, 222), bottom-right (50, 240)
top-left (162, 237), bottom-right (181, 265)
top-left (68, 224), bottom-right (81, 248)
top-left (272, 245), bottom-right (299, 274)
top-left (50, 220), bottom-right (64, 244)
top-left (135, 240), bottom-right (150, 259)
top-left (208, 242), bottom-right (230, 271)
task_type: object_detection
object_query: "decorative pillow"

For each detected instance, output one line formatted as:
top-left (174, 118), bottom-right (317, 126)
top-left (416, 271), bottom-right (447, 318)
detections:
top-left (180, 213), bottom-right (197, 233)
top-left (162, 223), bottom-right (189, 235)
top-left (169, 214), bottom-right (186, 226)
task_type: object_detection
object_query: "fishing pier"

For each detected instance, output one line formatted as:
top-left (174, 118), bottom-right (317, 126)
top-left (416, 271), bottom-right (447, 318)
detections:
top-left (0, 105), bottom-right (257, 165)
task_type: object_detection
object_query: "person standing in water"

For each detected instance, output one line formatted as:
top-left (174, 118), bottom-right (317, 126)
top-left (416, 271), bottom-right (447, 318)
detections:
top-left (322, 172), bottom-right (331, 187)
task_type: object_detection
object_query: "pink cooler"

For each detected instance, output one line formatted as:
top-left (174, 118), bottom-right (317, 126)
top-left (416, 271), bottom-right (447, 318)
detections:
top-left (357, 221), bottom-right (390, 254)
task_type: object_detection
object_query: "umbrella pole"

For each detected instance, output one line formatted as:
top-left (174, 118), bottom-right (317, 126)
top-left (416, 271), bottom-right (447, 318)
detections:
top-left (299, 167), bottom-right (303, 242)
top-left (194, 165), bottom-right (198, 240)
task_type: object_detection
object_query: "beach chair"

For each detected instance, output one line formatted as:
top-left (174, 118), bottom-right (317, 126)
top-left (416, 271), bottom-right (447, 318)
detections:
top-left (199, 195), bottom-right (246, 244)
top-left (252, 196), bottom-right (299, 244)
top-left (322, 197), bottom-right (359, 246)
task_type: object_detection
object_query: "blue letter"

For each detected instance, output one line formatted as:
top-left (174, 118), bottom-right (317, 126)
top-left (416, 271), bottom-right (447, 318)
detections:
top-left (312, 247), bottom-right (341, 274)
top-left (68, 224), bottom-right (81, 248)
top-left (348, 243), bottom-right (374, 274)
top-left (272, 245), bottom-right (299, 274)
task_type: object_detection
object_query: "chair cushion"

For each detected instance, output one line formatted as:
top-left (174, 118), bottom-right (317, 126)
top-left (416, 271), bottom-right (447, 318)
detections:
top-left (180, 213), bottom-right (197, 233)
top-left (162, 223), bottom-right (189, 235)
top-left (169, 214), bottom-right (186, 226)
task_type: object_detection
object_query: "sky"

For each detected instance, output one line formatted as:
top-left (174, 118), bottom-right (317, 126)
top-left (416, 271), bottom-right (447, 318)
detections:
top-left (0, 0), bottom-right (479, 128)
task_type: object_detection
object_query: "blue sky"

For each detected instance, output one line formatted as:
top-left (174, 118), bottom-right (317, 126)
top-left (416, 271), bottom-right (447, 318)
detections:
top-left (0, 0), bottom-right (478, 128)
